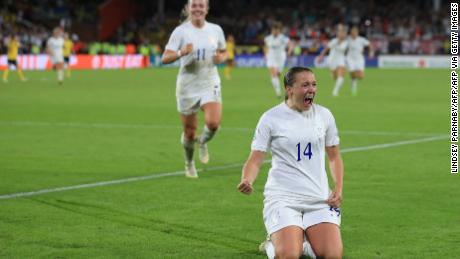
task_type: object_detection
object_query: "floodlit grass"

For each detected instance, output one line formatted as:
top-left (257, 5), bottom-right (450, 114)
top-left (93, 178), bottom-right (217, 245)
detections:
top-left (0, 68), bottom-right (456, 258)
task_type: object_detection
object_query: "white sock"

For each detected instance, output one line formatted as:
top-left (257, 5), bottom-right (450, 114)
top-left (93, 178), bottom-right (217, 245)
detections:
top-left (58, 69), bottom-right (64, 82)
top-left (265, 240), bottom-right (275, 259)
top-left (271, 76), bottom-right (281, 96)
top-left (351, 78), bottom-right (358, 94)
top-left (199, 125), bottom-right (218, 144)
top-left (332, 76), bottom-right (344, 96)
top-left (303, 240), bottom-right (316, 258)
top-left (181, 133), bottom-right (195, 164)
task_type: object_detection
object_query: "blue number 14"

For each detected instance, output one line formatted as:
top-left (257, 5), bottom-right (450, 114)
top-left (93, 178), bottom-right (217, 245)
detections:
top-left (296, 142), bottom-right (313, 161)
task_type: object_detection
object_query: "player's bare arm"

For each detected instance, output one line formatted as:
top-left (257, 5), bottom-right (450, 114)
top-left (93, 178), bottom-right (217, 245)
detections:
top-left (162, 43), bottom-right (193, 64)
top-left (326, 145), bottom-right (344, 208)
top-left (238, 150), bottom-right (266, 195)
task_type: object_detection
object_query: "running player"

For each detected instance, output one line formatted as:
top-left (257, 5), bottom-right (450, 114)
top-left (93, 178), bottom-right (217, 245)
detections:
top-left (317, 24), bottom-right (348, 96)
top-left (47, 27), bottom-right (65, 85)
top-left (346, 26), bottom-right (374, 96)
top-left (161, 0), bottom-right (227, 178)
top-left (264, 22), bottom-right (292, 98)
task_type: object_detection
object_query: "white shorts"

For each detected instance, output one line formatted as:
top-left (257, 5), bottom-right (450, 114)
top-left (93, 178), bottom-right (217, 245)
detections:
top-left (266, 57), bottom-right (286, 70)
top-left (346, 56), bottom-right (365, 71)
top-left (51, 55), bottom-right (64, 65)
top-left (176, 85), bottom-right (222, 115)
top-left (328, 56), bottom-right (346, 70)
top-left (263, 199), bottom-right (341, 235)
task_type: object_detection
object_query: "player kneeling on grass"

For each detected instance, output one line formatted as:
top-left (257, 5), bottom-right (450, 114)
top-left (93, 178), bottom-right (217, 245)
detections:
top-left (238, 67), bottom-right (344, 259)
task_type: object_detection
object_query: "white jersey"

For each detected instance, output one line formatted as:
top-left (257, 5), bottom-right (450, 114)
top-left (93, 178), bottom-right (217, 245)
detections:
top-left (165, 21), bottom-right (226, 98)
top-left (347, 36), bottom-right (369, 60)
top-left (264, 34), bottom-right (289, 60)
top-left (252, 103), bottom-right (340, 201)
top-left (327, 38), bottom-right (348, 60)
top-left (47, 36), bottom-right (64, 58)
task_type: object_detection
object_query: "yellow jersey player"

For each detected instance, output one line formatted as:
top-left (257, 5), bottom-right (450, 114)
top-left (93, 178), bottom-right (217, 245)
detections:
top-left (2, 35), bottom-right (26, 83)
top-left (63, 33), bottom-right (73, 78)
top-left (224, 34), bottom-right (235, 80)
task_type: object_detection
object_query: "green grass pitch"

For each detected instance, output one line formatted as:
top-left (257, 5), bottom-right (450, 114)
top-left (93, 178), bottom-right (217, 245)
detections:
top-left (0, 67), bottom-right (457, 258)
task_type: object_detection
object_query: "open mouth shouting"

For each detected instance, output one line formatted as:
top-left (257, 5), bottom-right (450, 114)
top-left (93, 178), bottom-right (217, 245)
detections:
top-left (304, 94), bottom-right (315, 106)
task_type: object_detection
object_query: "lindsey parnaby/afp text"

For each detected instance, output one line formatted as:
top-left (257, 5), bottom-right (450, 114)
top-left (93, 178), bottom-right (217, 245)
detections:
top-left (451, 2), bottom-right (458, 174)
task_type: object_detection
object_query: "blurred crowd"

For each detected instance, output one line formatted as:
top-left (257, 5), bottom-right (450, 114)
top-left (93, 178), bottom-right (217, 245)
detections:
top-left (0, 0), bottom-right (451, 56)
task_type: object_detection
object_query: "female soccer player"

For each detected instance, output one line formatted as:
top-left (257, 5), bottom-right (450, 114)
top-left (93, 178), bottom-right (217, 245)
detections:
top-left (2, 34), bottom-right (27, 83)
top-left (346, 26), bottom-right (374, 96)
top-left (238, 67), bottom-right (344, 259)
top-left (224, 34), bottom-right (235, 80)
top-left (264, 22), bottom-right (292, 98)
top-left (317, 24), bottom-right (348, 96)
top-left (161, 0), bottom-right (227, 178)
top-left (63, 32), bottom-right (74, 78)
top-left (47, 27), bottom-right (65, 85)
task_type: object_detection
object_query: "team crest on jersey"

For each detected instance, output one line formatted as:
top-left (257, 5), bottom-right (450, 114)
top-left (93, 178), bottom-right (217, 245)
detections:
top-left (208, 36), bottom-right (217, 48)
top-left (314, 126), bottom-right (325, 139)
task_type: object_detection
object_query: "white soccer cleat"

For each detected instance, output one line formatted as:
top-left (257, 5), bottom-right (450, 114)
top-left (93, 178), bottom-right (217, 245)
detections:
top-left (185, 162), bottom-right (198, 178)
top-left (198, 141), bottom-right (209, 164)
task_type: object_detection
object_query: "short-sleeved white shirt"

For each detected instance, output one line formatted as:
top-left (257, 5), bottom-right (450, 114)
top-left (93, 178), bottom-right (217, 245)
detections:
top-left (47, 37), bottom-right (64, 58)
top-left (327, 38), bottom-right (348, 61)
top-left (264, 34), bottom-right (289, 61)
top-left (252, 103), bottom-right (340, 201)
top-left (347, 36), bottom-right (369, 60)
top-left (165, 21), bottom-right (226, 98)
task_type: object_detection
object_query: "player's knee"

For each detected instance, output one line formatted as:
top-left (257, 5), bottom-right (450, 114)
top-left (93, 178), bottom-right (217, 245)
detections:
top-left (275, 245), bottom-right (302, 259)
top-left (205, 122), bottom-right (220, 131)
top-left (314, 245), bottom-right (342, 259)
top-left (183, 126), bottom-right (197, 139)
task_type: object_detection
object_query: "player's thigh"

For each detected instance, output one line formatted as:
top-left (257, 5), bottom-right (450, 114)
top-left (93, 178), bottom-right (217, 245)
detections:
top-left (271, 226), bottom-right (304, 259)
top-left (201, 102), bottom-right (221, 129)
top-left (200, 88), bottom-right (222, 129)
top-left (303, 206), bottom-right (342, 258)
top-left (336, 66), bottom-right (346, 76)
top-left (306, 223), bottom-right (342, 258)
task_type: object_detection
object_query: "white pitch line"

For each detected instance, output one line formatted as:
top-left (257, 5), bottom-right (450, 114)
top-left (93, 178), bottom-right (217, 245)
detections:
top-left (0, 120), bottom-right (445, 137)
top-left (0, 135), bottom-right (448, 200)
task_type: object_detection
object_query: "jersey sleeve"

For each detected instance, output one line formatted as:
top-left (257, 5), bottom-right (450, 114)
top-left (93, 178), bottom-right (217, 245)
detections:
top-left (324, 109), bottom-right (340, 147)
top-left (164, 27), bottom-right (183, 51)
top-left (264, 36), bottom-right (270, 47)
top-left (216, 25), bottom-right (226, 50)
top-left (327, 39), bottom-right (336, 49)
top-left (283, 35), bottom-right (290, 47)
top-left (251, 113), bottom-right (272, 152)
top-left (362, 37), bottom-right (370, 46)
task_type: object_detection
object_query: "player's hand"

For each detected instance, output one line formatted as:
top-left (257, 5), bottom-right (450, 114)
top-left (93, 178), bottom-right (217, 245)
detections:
top-left (237, 179), bottom-right (253, 195)
top-left (212, 51), bottom-right (226, 64)
top-left (181, 43), bottom-right (193, 56)
top-left (326, 189), bottom-right (342, 208)
top-left (317, 55), bottom-right (324, 63)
